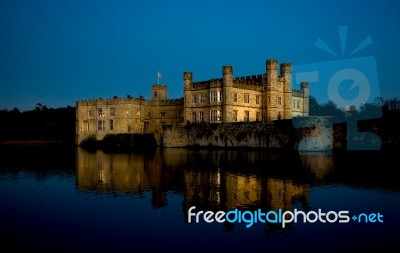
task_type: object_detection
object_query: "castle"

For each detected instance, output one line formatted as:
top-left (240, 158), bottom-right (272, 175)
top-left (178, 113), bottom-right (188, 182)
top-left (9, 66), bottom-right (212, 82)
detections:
top-left (76, 59), bottom-right (309, 145)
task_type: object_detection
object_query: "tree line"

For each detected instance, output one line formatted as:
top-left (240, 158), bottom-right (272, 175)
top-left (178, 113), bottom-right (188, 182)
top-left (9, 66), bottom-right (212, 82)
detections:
top-left (0, 103), bottom-right (75, 145)
top-left (309, 96), bottom-right (400, 122)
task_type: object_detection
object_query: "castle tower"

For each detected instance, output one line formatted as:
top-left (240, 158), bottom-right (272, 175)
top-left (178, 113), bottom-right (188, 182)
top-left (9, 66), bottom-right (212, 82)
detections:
top-left (183, 72), bottom-right (192, 123)
top-left (281, 63), bottom-right (292, 119)
top-left (152, 84), bottom-right (167, 101)
top-left (301, 82), bottom-right (309, 116)
top-left (266, 59), bottom-right (278, 121)
top-left (222, 66), bottom-right (233, 123)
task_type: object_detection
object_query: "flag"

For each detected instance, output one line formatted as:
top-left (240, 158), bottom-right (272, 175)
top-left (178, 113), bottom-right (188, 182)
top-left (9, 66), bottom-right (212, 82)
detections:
top-left (157, 71), bottom-right (163, 79)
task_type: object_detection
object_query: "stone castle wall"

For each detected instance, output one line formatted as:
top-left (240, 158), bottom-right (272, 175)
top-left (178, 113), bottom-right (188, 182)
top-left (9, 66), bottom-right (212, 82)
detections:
top-left (163, 117), bottom-right (334, 151)
top-left (76, 59), bottom-right (310, 146)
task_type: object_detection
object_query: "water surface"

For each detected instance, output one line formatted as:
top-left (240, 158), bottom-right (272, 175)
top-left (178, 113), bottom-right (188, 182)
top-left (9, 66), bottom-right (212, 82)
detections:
top-left (1, 146), bottom-right (399, 252)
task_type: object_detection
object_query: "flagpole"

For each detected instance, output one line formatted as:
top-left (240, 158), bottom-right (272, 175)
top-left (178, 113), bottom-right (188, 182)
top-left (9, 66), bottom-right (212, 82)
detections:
top-left (157, 70), bottom-right (159, 84)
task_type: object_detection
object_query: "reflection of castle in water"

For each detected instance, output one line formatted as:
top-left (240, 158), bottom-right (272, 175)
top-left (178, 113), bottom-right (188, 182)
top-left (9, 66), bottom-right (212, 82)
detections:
top-left (76, 148), bottom-right (183, 208)
top-left (76, 148), bottom-right (334, 226)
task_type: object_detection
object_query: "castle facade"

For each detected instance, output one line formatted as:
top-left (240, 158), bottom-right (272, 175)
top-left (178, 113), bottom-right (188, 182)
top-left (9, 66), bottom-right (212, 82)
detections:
top-left (76, 59), bottom-right (309, 145)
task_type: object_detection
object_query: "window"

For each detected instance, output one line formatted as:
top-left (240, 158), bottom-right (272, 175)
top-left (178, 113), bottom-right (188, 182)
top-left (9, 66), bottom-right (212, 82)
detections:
top-left (110, 108), bottom-right (115, 117)
top-left (192, 94), bottom-right (197, 104)
top-left (144, 122), bottom-right (149, 133)
top-left (154, 91), bottom-right (157, 98)
top-left (199, 111), bottom-right (204, 122)
top-left (210, 91), bottom-right (222, 102)
top-left (210, 110), bottom-right (222, 122)
top-left (256, 112), bottom-right (261, 121)
top-left (210, 91), bottom-right (216, 102)
top-left (217, 91), bottom-right (222, 102)
top-left (97, 120), bottom-right (104, 130)
top-left (192, 112), bottom-right (197, 123)
top-left (233, 110), bottom-right (238, 122)
top-left (244, 93), bottom-right (250, 103)
top-left (109, 120), bottom-right (114, 130)
top-left (233, 93), bottom-right (238, 102)
top-left (148, 111), bottom-right (151, 118)
top-left (268, 96), bottom-right (271, 104)
top-left (88, 110), bottom-right (94, 118)
top-left (217, 110), bottom-right (221, 121)
top-left (277, 96), bottom-right (282, 105)
top-left (97, 108), bottom-right (104, 117)
top-left (199, 94), bottom-right (204, 103)
top-left (256, 95), bottom-right (260, 105)
top-left (244, 111), bottom-right (250, 122)
top-left (160, 112), bottom-right (166, 118)
top-left (297, 100), bottom-right (300, 109)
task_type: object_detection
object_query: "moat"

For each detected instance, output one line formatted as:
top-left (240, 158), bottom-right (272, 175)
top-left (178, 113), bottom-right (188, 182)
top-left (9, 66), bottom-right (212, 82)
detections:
top-left (1, 146), bottom-right (399, 252)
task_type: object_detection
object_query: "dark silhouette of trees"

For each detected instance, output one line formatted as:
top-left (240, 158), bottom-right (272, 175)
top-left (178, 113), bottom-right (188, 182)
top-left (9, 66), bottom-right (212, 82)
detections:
top-left (0, 104), bottom-right (75, 145)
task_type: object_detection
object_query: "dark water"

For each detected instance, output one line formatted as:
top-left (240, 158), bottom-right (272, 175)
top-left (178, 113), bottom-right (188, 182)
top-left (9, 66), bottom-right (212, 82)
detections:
top-left (1, 146), bottom-right (400, 252)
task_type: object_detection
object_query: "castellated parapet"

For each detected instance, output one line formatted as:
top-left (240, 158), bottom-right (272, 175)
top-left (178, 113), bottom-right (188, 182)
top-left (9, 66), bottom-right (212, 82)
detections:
top-left (76, 59), bottom-right (310, 145)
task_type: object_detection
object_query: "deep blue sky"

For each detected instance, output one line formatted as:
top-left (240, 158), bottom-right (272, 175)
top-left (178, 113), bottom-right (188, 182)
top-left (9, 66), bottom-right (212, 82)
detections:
top-left (1, 0), bottom-right (399, 111)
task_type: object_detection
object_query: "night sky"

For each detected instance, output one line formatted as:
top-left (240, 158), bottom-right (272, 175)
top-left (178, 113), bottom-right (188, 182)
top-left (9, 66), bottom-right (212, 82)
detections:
top-left (1, 0), bottom-right (399, 111)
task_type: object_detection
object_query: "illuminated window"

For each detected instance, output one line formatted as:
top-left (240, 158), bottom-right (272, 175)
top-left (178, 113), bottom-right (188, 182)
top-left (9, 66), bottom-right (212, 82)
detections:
top-left (210, 110), bottom-right (222, 122)
top-left (210, 91), bottom-right (222, 102)
top-left (217, 91), bottom-right (222, 102)
top-left (97, 108), bottom-right (104, 117)
top-left (160, 112), bottom-right (166, 118)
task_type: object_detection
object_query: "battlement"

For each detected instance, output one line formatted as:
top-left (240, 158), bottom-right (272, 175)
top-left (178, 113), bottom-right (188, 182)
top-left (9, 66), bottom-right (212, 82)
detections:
top-left (267, 59), bottom-right (278, 70)
top-left (292, 89), bottom-right (304, 97)
top-left (76, 94), bottom-right (183, 106)
top-left (223, 66), bottom-right (233, 75)
top-left (301, 81), bottom-right (309, 89)
top-left (152, 98), bottom-right (184, 106)
top-left (280, 63), bottom-right (292, 74)
top-left (152, 84), bottom-right (167, 89)
top-left (77, 95), bottom-right (146, 106)
top-left (183, 72), bottom-right (192, 80)
top-left (191, 78), bottom-right (223, 90)
top-left (234, 74), bottom-right (264, 83)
